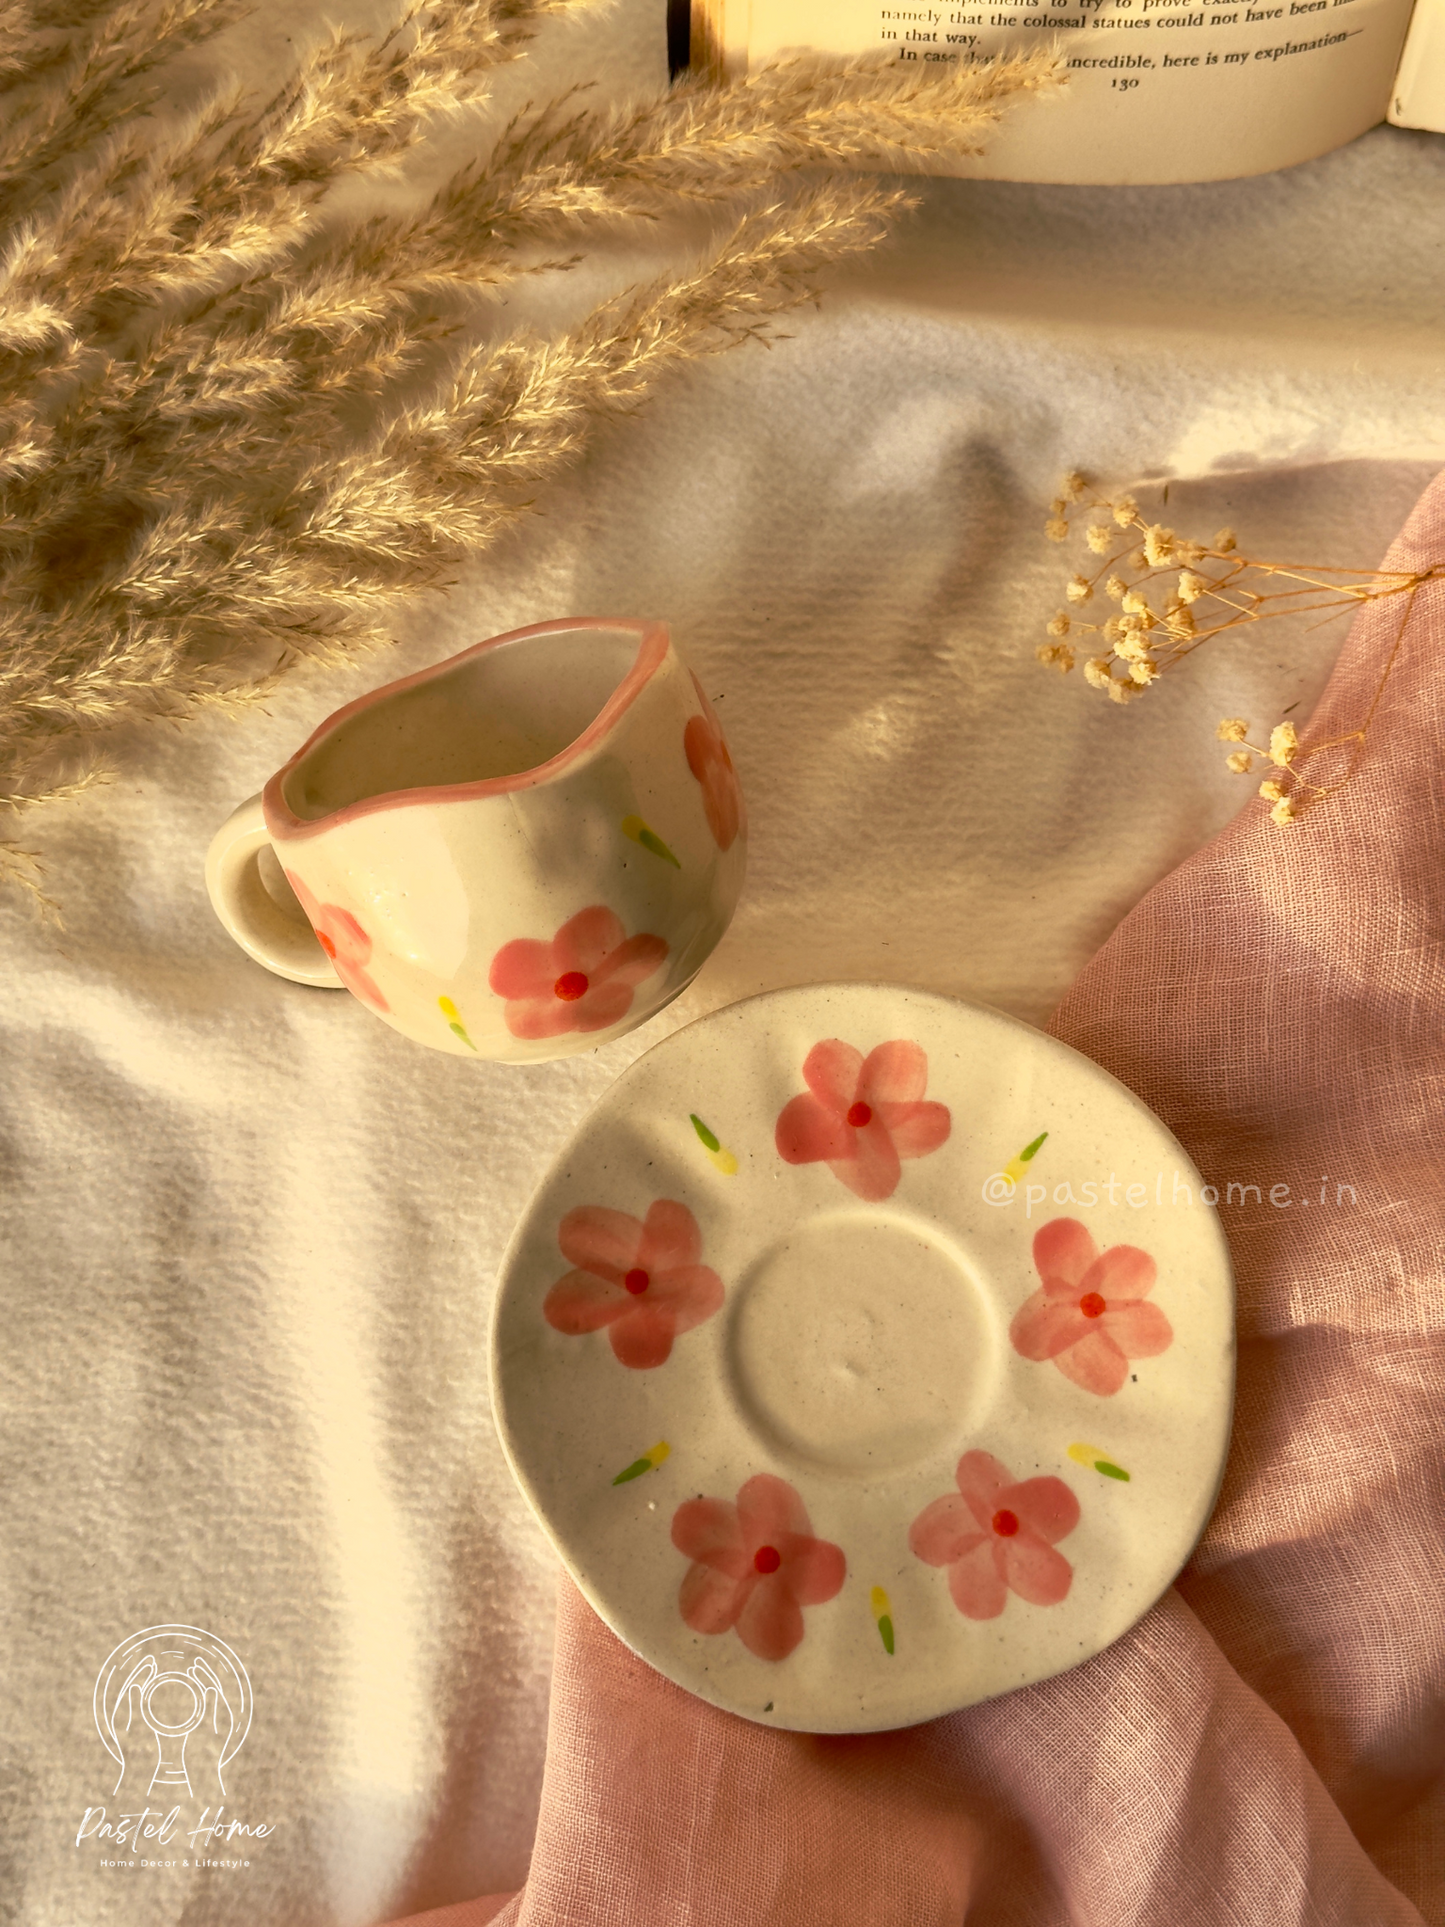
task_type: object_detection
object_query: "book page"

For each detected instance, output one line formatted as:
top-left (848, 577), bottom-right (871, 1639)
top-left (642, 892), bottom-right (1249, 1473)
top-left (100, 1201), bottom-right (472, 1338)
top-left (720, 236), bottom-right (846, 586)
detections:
top-left (697, 0), bottom-right (1416, 182)
top-left (1391, 0), bottom-right (1445, 128)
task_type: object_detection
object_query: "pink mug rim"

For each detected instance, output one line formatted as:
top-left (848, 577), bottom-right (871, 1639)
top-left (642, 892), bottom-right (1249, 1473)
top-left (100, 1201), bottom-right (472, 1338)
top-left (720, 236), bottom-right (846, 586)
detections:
top-left (263, 616), bottom-right (670, 842)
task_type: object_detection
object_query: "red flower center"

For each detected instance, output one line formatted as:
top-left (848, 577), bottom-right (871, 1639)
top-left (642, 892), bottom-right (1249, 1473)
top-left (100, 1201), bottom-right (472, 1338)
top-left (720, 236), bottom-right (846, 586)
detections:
top-left (846, 1101), bottom-right (872, 1128)
top-left (623, 1267), bottom-right (649, 1296)
top-left (753, 1545), bottom-right (781, 1575)
top-left (554, 971), bottom-right (589, 1001)
top-left (1079, 1291), bottom-right (1106, 1319)
top-left (992, 1509), bottom-right (1020, 1538)
top-left (316, 932), bottom-right (337, 959)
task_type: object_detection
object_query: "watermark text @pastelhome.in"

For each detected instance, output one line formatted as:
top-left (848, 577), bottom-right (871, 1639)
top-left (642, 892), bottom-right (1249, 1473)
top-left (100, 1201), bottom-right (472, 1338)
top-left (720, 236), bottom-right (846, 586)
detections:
top-left (981, 1169), bottom-right (1361, 1217)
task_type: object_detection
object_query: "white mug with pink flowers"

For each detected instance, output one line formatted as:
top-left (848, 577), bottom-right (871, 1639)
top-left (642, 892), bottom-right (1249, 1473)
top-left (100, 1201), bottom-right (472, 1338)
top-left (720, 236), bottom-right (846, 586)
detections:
top-left (204, 617), bottom-right (746, 1061)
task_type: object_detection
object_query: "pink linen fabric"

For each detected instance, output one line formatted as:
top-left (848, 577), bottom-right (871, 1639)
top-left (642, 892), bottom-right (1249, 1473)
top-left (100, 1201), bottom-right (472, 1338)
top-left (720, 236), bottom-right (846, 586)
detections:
top-left (394, 1900), bottom-right (516, 1927)
top-left (384, 474), bottom-right (1445, 1926)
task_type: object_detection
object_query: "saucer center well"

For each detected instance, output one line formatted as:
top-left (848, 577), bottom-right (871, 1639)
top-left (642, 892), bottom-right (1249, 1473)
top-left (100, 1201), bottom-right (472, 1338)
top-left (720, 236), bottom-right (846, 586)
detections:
top-left (727, 1213), bottom-right (996, 1476)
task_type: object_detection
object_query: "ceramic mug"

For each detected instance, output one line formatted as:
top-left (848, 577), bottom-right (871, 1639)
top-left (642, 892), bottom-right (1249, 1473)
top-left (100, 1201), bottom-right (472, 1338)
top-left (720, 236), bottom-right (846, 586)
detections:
top-left (205, 617), bottom-right (746, 1062)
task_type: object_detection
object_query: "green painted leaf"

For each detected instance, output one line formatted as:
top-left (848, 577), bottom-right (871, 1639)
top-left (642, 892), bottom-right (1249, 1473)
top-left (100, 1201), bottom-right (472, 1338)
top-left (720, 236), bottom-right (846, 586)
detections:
top-left (878, 1615), bottom-right (895, 1655)
top-left (640, 827), bottom-right (681, 868)
top-left (1020, 1131), bottom-right (1049, 1162)
top-left (621, 814), bottom-right (680, 867)
top-left (1096, 1461), bottom-right (1130, 1482)
top-left (612, 1459), bottom-right (651, 1485)
top-left (690, 1113), bottom-right (721, 1153)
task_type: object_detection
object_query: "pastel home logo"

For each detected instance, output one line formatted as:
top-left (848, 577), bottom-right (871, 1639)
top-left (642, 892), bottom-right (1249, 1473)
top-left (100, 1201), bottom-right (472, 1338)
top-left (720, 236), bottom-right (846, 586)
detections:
top-left (93, 1626), bottom-right (252, 1800)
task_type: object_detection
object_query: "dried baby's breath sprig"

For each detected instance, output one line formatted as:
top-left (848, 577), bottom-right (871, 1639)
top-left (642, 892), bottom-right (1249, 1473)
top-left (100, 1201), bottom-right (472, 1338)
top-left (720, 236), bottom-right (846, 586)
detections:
top-left (0, 16), bottom-right (1060, 886)
top-left (1142, 523), bottom-right (1174, 567)
top-left (1268, 721), bottom-right (1299, 766)
top-left (1041, 473), bottom-right (1445, 824)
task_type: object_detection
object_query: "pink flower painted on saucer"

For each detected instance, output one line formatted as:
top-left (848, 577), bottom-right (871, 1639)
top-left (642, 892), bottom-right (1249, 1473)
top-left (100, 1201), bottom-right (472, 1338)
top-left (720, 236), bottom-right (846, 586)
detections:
top-left (1010, 1217), bottom-right (1174, 1397)
top-left (683, 679), bottom-right (744, 851)
top-left (543, 1199), bottom-right (724, 1369)
top-left (909, 1450), bottom-right (1080, 1620)
top-left (774, 1039), bottom-right (951, 1202)
top-left (284, 871), bottom-right (388, 1012)
top-left (489, 905), bottom-right (668, 1040)
top-left (671, 1473), bottom-right (846, 1661)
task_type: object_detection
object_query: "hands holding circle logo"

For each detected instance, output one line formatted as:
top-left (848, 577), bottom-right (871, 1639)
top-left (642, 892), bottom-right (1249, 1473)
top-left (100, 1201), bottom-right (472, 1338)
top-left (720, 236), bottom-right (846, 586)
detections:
top-left (93, 1626), bottom-right (251, 1801)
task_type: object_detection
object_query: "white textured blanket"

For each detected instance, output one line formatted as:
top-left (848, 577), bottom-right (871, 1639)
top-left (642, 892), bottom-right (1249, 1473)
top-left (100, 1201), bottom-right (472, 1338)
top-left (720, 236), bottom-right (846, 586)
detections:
top-left (4, 5), bottom-right (1445, 1922)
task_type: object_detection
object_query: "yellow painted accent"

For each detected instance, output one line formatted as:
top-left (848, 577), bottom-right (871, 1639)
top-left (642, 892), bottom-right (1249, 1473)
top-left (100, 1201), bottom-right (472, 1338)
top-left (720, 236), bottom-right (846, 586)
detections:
top-left (612, 1440), bottom-right (672, 1485)
top-left (1068, 1442), bottom-right (1131, 1481)
top-left (706, 1145), bottom-right (739, 1176)
top-left (870, 1586), bottom-right (890, 1620)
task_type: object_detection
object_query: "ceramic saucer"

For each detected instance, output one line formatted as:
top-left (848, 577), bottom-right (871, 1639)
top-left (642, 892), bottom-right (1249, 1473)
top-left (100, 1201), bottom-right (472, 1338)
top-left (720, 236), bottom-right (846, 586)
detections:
top-left (491, 983), bottom-right (1235, 1732)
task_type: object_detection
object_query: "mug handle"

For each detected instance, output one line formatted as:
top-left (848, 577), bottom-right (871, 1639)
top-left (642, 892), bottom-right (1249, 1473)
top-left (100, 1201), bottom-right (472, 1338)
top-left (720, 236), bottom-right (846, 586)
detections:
top-left (205, 794), bottom-right (344, 988)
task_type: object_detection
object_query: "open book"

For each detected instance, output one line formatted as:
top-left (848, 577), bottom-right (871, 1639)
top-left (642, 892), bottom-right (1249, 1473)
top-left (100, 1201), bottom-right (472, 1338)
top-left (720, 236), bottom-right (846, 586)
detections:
top-left (685, 0), bottom-right (1445, 181)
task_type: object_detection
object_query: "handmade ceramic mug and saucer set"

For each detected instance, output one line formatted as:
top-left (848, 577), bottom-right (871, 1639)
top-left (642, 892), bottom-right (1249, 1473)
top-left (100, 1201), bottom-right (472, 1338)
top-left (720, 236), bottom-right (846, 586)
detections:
top-left (206, 617), bottom-right (1235, 1734)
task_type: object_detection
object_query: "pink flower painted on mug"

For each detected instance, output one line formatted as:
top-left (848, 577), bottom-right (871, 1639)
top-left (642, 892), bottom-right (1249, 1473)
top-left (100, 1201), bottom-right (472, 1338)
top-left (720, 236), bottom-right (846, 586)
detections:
top-left (284, 871), bottom-right (389, 1012)
top-left (683, 677), bottom-right (744, 851)
top-left (910, 1450), bottom-right (1079, 1620)
top-left (489, 906), bottom-right (668, 1040)
top-left (672, 1474), bottom-right (845, 1662)
top-left (775, 1039), bottom-right (951, 1202)
top-left (1010, 1218), bottom-right (1173, 1397)
top-left (543, 1199), bottom-right (724, 1369)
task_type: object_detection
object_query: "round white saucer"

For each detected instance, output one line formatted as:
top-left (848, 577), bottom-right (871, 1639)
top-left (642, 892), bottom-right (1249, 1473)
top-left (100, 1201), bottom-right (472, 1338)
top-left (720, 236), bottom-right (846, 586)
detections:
top-left (491, 984), bottom-right (1234, 1732)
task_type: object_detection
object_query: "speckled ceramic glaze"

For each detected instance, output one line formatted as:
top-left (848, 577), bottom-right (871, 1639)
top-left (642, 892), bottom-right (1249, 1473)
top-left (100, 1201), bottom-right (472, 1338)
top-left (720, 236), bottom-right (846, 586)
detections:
top-left (205, 618), bottom-right (746, 1062)
top-left (491, 983), bottom-right (1235, 1733)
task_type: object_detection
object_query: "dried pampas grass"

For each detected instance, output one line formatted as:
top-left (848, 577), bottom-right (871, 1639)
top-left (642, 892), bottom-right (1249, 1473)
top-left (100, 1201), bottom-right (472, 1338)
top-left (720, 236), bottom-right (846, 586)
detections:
top-left (0, 0), bottom-right (1058, 894)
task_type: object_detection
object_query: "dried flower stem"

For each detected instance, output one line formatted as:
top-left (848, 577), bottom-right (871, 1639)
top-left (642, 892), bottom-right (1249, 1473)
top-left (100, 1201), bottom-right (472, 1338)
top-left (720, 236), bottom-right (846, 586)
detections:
top-left (1039, 474), bottom-right (1445, 824)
